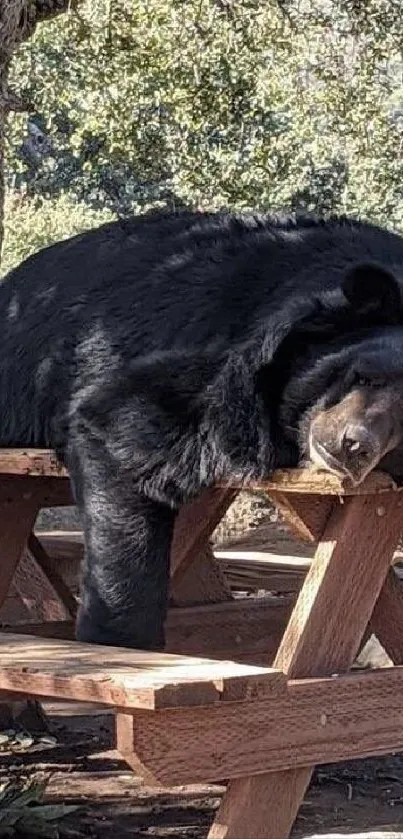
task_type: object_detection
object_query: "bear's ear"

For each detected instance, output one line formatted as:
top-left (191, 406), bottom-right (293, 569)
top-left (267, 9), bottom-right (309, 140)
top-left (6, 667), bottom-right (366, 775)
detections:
top-left (341, 262), bottom-right (401, 320)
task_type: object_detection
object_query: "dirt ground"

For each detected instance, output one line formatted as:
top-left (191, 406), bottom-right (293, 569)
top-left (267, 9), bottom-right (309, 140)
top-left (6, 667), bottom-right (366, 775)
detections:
top-left (2, 703), bottom-right (403, 839)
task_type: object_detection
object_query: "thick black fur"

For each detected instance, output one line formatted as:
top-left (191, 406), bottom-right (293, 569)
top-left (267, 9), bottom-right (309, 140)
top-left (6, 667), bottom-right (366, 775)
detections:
top-left (3, 209), bottom-right (403, 648)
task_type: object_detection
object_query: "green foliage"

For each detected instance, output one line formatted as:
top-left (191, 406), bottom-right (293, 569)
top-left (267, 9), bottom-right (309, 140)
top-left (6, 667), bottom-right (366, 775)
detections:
top-left (2, 191), bottom-right (112, 275)
top-left (4, 0), bottom-right (403, 270)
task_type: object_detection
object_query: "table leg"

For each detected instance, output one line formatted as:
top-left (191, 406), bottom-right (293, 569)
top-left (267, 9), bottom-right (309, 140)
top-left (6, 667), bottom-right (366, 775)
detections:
top-left (267, 491), bottom-right (334, 543)
top-left (0, 491), bottom-right (44, 728)
top-left (170, 488), bottom-right (236, 604)
top-left (371, 567), bottom-right (403, 664)
top-left (12, 533), bottom-right (78, 621)
top-left (0, 494), bottom-right (40, 610)
top-left (209, 491), bottom-right (403, 839)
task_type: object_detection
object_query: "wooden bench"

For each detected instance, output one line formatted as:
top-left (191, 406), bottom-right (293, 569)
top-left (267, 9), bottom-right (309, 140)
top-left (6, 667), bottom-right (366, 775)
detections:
top-left (3, 631), bottom-right (403, 781)
top-left (2, 449), bottom-right (403, 837)
top-left (0, 633), bottom-right (283, 710)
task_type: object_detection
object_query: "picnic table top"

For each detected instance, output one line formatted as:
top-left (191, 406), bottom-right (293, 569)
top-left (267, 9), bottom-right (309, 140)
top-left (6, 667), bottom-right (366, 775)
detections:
top-left (0, 448), bottom-right (400, 495)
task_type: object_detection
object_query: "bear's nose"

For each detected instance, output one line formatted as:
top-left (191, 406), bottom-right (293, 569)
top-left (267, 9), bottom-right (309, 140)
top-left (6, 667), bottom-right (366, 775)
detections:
top-left (341, 425), bottom-right (377, 461)
top-left (309, 419), bottom-right (384, 484)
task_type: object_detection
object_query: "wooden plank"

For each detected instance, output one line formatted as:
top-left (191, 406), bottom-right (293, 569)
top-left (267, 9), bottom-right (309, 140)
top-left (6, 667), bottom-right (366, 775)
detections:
top-left (274, 494), bottom-right (403, 677)
top-left (0, 491), bottom-right (55, 728)
top-left (2, 596), bottom-right (293, 665)
top-left (223, 468), bottom-right (399, 495)
top-left (209, 490), bottom-right (403, 839)
top-left (371, 567), bottom-right (403, 665)
top-left (0, 632), bottom-right (285, 710)
top-left (117, 665), bottom-right (403, 786)
top-left (13, 548), bottom-right (73, 623)
top-left (0, 449), bottom-right (398, 495)
top-left (27, 533), bottom-right (77, 619)
top-left (170, 487), bottom-right (237, 579)
top-left (34, 532), bottom-right (84, 563)
top-left (167, 596), bottom-right (292, 662)
top-left (0, 589), bottom-right (31, 624)
top-left (216, 544), bottom-right (403, 597)
top-left (267, 492), bottom-right (334, 542)
top-left (215, 551), bottom-right (312, 569)
top-left (215, 550), bottom-right (309, 593)
top-left (1, 621), bottom-right (75, 639)
top-left (0, 495), bottom-right (40, 609)
top-left (33, 536), bottom-right (81, 596)
top-left (172, 543), bottom-right (233, 604)
top-left (0, 475), bottom-right (72, 507)
top-left (170, 488), bottom-right (235, 606)
top-left (0, 449), bottom-right (66, 478)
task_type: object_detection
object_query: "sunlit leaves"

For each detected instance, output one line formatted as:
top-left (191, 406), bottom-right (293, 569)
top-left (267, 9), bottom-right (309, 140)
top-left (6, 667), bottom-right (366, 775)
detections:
top-left (4, 0), bottom-right (403, 270)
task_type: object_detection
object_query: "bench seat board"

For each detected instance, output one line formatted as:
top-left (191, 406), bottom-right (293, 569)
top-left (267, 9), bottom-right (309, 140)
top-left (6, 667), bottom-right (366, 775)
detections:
top-left (0, 632), bottom-right (285, 710)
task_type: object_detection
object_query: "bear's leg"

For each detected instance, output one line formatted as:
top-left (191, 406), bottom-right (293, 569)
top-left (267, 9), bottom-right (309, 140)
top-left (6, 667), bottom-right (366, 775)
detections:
top-left (72, 466), bottom-right (175, 650)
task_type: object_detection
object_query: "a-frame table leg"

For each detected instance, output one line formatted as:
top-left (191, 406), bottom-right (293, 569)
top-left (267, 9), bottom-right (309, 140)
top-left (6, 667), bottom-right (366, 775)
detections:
top-left (371, 566), bottom-right (403, 665)
top-left (170, 488), bottom-right (237, 604)
top-left (0, 493), bottom-right (40, 610)
top-left (209, 491), bottom-right (403, 839)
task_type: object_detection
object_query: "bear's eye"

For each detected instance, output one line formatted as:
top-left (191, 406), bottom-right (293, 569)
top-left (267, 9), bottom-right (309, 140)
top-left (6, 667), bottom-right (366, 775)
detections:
top-left (357, 375), bottom-right (373, 387)
top-left (353, 373), bottom-right (385, 389)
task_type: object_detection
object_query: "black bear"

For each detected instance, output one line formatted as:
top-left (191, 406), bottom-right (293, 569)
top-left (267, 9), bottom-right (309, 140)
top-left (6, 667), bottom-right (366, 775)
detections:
top-left (2, 209), bottom-right (403, 650)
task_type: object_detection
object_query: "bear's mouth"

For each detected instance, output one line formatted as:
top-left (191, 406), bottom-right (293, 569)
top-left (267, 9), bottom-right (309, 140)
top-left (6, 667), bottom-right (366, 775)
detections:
top-left (308, 429), bottom-right (383, 485)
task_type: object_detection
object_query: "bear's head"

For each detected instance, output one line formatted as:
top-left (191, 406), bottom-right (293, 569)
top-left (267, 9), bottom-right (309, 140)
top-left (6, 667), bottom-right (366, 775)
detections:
top-left (269, 263), bottom-right (403, 484)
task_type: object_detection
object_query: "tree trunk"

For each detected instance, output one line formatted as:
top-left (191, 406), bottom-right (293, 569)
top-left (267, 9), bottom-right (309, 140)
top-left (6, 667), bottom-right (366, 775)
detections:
top-left (0, 67), bottom-right (7, 260)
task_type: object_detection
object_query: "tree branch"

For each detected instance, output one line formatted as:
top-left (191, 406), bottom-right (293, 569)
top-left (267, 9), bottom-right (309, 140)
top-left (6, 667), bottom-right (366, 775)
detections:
top-left (19, 1), bottom-right (81, 43)
top-left (0, 1), bottom-right (81, 61)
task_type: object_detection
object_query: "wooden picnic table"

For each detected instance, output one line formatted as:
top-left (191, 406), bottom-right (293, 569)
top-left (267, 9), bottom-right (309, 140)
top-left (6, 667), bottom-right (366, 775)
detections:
top-left (1, 449), bottom-right (403, 838)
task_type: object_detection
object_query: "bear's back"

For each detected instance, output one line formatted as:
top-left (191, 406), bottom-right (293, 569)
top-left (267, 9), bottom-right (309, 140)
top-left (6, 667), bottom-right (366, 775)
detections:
top-left (0, 209), bottom-right (403, 450)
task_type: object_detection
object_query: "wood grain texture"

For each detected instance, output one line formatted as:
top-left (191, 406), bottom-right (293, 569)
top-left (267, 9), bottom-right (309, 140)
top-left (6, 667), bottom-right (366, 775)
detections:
top-left (170, 488), bottom-right (236, 606)
top-left (27, 533), bottom-right (78, 619)
top-left (172, 543), bottom-right (233, 605)
top-left (118, 666), bottom-right (403, 787)
top-left (0, 449), bottom-right (398, 495)
top-left (35, 531), bottom-right (84, 563)
top-left (0, 449), bottom-right (66, 477)
top-left (170, 488), bottom-right (237, 579)
top-left (222, 468), bottom-right (399, 495)
top-left (209, 491), bottom-right (403, 839)
top-left (0, 475), bottom-right (71, 506)
top-left (274, 493), bottom-right (403, 677)
top-left (268, 492), bottom-right (334, 542)
top-left (215, 550), bottom-right (310, 594)
top-left (2, 621), bottom-right (75, 639)
top-left (167, 596), bottom-right (293, 662)
top-left (371, 567), bottom-right (403, 665)
top-left (2, 596), bottom-right (293, 664)
top-left (0, 496), bottom-right (40, 609)
top-left (13, 548), bottom-right (73, 623)
top-left (0, 632), bottom-right (285, 710)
